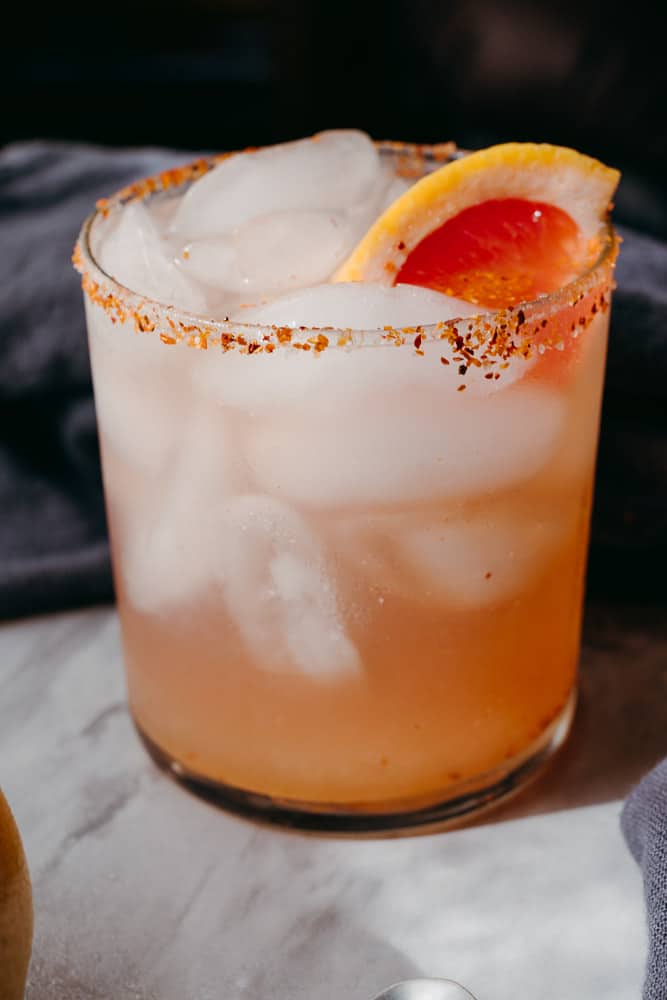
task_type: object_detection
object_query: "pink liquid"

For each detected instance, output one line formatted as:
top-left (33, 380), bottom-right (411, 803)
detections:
top-left (92, 305), bottom-right (609, 811)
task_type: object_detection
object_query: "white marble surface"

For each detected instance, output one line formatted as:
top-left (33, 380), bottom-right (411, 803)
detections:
top-left (1, 600), bottom-right (664, 1000)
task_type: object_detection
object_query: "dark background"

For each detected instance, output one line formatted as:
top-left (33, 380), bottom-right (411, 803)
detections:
top-left (3, 0), bottom-right (667, 234)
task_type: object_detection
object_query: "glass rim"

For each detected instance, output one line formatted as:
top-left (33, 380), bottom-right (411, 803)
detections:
top-left (73, 140), bottom-right (619, 362)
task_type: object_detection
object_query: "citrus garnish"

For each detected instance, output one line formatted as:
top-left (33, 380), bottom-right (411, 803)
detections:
top-left (0, 788), bottom-right (33, 1000)
top-left (335, 142), bottom-right (620, 310)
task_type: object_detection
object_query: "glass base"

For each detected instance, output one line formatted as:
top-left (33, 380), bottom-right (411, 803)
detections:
top-left (134, 690), bottom-right (575, 836)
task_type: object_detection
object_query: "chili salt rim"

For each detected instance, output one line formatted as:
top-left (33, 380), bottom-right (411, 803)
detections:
top-left (72, 140), bottom-right (619, 369)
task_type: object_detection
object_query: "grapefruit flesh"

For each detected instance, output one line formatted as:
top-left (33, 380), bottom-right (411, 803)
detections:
top-left (396, 197), bottom-right (584, 309)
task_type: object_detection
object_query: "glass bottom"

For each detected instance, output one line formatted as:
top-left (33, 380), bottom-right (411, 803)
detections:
top-left (134, 690), bottom-right (575, 836)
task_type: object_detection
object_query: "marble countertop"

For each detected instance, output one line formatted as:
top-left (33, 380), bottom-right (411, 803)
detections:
top-left (1, 600), bottom-right (665, 1000)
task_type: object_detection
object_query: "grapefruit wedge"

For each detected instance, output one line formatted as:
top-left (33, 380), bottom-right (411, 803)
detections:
top-left (335, 143), bottom-right (620, 311)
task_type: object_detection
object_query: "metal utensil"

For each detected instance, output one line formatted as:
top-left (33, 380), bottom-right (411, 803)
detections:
top-left (372, 979), bottom-right (478, 1000)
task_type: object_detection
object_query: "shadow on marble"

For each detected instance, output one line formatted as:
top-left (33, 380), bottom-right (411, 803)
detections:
top-left (491, 599), bottom-right (667, 824)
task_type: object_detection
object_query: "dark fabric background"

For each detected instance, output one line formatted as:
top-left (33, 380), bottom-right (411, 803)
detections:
top-left (3, 0), bottom-right (667, 189)
top-left (0, 143), bottom-right (185, 617)
top-left (623, 761), bottom-right (667, 1000)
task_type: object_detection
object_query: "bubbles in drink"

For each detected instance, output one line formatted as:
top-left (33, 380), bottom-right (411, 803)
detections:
top-left (399, 510), bottom-right (574, 608)
top-left (335, 502), bottom-right (576, 608)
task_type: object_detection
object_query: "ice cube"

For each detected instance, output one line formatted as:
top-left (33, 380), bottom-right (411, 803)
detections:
top-left (193, 283), bottom-right (484, 413)
top-left (233, 281), bottom-right (480, 329)
top-left (98, 201), bottom-right (210, 313)
top-left (540, 311), bottom-right (610, 492)
top-left (219, 495), bottom-right (360, 680)
top-left (181, 210), bottom-right (355, 296)
top-left (339, 165), bottom-right (412, 247)
top-left (122, 469), bottom-right (360, 680)
top-left (171, 131), bottom-right (381, 241)
top-left (333, 501), bottom-right (575, 608)
top-left (393, 508), bottom-right (573, 608)
top-left (247, 380), bottom-right (567, 508)
top-left (269, 549), bottom-right (361, 679)
top-left (119, 405), bottom-right (245, 612)
top-left (86, 303), bottom-right (188, 474)
top-left (236, 211), bottom-right (357, 294)
top-left (176, 235), bottom-right (240, 291)
top-left (187, 345), bottom-right (322, 412)
top-left (192, 293), bottom-right (528, 416)
top-left (377, 173), bottom-right (412, 211)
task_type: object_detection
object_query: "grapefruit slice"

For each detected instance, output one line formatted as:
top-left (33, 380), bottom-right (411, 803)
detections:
top-left (335, 143), bottom-right (619, 310)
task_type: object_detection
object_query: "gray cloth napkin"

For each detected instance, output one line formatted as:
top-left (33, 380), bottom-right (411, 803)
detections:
top-left (0, 141), bottom-right (665, 994)
top-left (622, 760), bottom-right (667, 999)
top-left (0, 141), bottom-right (188, 617)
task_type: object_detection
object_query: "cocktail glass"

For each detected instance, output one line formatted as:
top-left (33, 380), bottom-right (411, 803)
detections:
top-left (74, 143), bottom-right (617, 833)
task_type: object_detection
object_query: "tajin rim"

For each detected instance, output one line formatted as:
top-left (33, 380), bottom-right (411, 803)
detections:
top-left (73, 139), bottom-right (619, 368)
